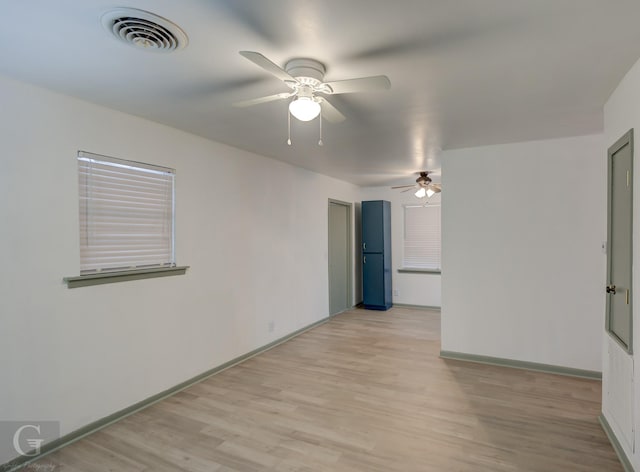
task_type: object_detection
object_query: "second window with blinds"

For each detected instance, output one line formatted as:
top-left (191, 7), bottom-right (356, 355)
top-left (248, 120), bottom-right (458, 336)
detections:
top-left (402, 204), bottom-right (441, 271)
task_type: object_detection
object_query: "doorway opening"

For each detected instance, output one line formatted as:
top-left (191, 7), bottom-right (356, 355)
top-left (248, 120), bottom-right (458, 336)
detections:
top-left (328, 199), bottom-right (352, 316)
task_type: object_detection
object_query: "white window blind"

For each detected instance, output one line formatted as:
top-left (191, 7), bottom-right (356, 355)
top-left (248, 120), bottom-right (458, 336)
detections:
top-left (403, 204), bottom-right (441, 270)
top-left (78, 151), bottom-right (175, 274)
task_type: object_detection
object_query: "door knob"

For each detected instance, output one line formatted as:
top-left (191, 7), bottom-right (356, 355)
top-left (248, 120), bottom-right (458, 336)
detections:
top-left (606, 285), bottom-right (617, 294)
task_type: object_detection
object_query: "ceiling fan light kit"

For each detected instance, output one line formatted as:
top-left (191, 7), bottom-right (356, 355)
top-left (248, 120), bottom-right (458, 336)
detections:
top-left (415, 187), bottom-right (427, 198)
top-left (289, 95), bottom-right (321, 121)
top-left (286, 102), bottom-right (324, 146)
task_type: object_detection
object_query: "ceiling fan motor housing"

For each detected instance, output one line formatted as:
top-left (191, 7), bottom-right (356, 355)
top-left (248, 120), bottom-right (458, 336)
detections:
top-left (285, 58), bottom-right (326, 82)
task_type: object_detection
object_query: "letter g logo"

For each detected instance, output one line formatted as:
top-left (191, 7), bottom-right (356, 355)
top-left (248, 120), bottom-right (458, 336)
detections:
top-left (12, 424), bottom-right (44, 457)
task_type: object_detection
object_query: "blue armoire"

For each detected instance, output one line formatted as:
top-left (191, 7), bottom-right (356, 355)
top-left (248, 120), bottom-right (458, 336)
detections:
top-left (362, 200), bottom-right (392, 310)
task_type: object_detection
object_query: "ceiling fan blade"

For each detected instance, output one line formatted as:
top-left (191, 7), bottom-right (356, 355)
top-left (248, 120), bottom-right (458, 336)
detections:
top-left (233, 92), bottom-right (292, 108)
top-left (323, 75), bottom-right (391, 95)
top-left (219, 2), bottom-right (290, 46)
top-left (346, 38), bottom-right (429, 62)
top-left (210, 76), bottom-right (267, 94)
top-left (344, 18), bottom-right (522, 62)
top-left (401, 188), bottom-right (414, 193)
top-left (319, 98), bottom-right (346, 123)
top-left (391, 185), bottom-right (416, 189)
top-left (239, 51), bottom-right (296, 84)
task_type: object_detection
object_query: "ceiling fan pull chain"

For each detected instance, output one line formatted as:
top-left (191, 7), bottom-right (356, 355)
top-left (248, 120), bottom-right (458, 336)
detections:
top-left (287, 109), bottom-right (292, 146)
top-left (318, 112), bottom-right (323, 146)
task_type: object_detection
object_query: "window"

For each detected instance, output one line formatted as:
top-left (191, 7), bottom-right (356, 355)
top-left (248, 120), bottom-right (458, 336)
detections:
top-left (77, 151), bottom-right (175, 274)
top-left (402, 204), bottom-right (441, 271)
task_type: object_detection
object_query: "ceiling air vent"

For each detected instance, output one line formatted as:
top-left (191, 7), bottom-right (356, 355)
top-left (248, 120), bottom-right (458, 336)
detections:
top-left (101, 8), bottom-right (188, 52)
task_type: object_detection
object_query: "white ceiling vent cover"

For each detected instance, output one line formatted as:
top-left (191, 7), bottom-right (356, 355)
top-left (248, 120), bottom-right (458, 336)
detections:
top-left (101, 8), bottom-right (188, 52)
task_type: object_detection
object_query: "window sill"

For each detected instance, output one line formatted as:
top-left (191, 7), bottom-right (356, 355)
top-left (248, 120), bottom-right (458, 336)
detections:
top-left (64, 266), bottom-right (189, 288)
top-left (398, 268), bottom-right (441, 274)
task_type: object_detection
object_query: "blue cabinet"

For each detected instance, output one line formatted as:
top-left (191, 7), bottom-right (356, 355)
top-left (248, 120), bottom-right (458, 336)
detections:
top-left (362, 200), bottom-right (392, 310)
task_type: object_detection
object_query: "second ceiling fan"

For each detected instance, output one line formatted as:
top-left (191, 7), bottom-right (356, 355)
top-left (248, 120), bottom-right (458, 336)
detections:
top-left (233, 51), bottom-right (391, 123)
top-left (392, 171), bottom-right (441, 198)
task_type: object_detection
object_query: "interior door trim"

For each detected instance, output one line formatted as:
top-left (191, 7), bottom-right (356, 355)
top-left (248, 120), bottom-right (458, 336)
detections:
top-left (606, 129), bottom-right (634, 354)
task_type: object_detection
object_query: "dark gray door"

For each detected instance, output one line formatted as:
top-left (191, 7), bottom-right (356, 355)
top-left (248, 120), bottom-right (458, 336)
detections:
top-left (329, 201), bottom-right (350, 315)
top-left (363, 253), bottom-right (384, 307)
top-left (362, 201), bottom-right (384, 253)
top-left (606, 130), bottom-right (633, 353)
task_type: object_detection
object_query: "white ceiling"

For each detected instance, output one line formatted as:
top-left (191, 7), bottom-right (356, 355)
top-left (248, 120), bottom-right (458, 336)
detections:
top-left (1, 0), bottom-right (640, 186)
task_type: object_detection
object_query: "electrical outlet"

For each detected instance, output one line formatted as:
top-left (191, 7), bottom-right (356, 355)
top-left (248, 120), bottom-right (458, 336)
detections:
top-left (268, 321), bottom-right (275, 333)
top-left (393, 289), bottom-right (399, 297)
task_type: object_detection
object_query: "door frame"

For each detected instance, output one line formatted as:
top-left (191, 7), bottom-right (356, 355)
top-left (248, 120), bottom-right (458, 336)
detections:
top-left (606, 129), bottom-right (634, 353)
top-left (328, 199), bottom-right (353, 316)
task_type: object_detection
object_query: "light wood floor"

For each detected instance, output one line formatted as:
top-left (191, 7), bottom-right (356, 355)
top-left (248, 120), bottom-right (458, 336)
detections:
top-left (35, 307), bottom-right (621, 471)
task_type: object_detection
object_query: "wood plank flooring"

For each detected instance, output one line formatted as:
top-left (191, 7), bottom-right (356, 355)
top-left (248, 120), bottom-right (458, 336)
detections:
top-left (32, 307), bottom-right (621, 471)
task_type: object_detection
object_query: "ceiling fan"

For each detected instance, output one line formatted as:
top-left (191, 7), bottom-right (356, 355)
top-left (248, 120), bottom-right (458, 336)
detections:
top-left (233, 51), bottom-right (391, 124)
top-left (392, 171), bottom-right (441, 198)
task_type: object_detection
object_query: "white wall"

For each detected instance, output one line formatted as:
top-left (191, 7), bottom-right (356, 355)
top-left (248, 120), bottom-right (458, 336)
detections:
top-left (441, 134), bottom-right (606, 372)
top-left (0, 74), bottom-right (362, 462)
top-left (603, 55), bottom-right (640, 471)
top-left (360, 187), bottom-right (441, 308)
